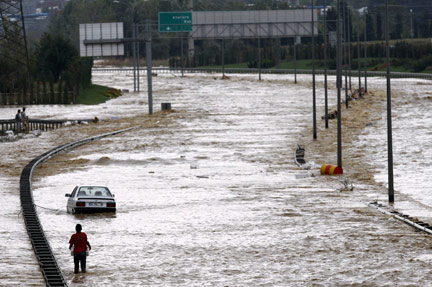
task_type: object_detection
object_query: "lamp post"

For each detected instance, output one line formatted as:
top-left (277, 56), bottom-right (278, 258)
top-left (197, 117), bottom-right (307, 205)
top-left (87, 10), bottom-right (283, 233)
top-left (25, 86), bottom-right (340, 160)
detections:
top-left (364, 9), bottom-right (368, 93)
top-left (294, 41), bottom-right (297, 84)
top-left (385, 0), bottom-right (394, 203)
top-left (410, 9), bottom-right (414, 38)
top-left (312, 0), bottom-right (317, 139)
top-left (336, 0), bottom-right (343, 168)
top-left (348, 9), bottom-right (352, 94)
top-left (145, 19), bottom-right (153, 115)
top-left (113, 0), bottom-right (153, 115)
top-left (113, 0), bottom-right (140, 92)
top-left (323, 0), bottom-right (329, 129)
top-left (357, 21), bottom-right (362, 99)
top-left (343, 1), bottom-right (348, 108)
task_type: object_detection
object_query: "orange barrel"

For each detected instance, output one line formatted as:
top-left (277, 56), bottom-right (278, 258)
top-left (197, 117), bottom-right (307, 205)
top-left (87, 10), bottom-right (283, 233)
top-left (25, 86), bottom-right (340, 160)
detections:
top-left (320, 164), bottom-right (343, 175)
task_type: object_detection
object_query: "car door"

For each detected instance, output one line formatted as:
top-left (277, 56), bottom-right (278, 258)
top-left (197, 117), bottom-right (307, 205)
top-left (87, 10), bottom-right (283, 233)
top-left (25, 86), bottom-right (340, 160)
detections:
top-left (67, 186), bottom-right (78, 212)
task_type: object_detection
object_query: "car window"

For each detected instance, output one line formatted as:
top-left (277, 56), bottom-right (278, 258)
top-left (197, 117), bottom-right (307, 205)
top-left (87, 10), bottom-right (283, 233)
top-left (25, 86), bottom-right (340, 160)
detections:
top-left (71, 186), bottom-right (78, 197)
top-left (78, 186), bottom-right (112, 197)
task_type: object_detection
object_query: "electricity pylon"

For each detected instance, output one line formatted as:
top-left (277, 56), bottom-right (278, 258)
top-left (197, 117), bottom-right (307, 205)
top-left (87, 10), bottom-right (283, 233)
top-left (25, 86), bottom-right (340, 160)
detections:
top-left (0, 0), bottom-right (31, 101)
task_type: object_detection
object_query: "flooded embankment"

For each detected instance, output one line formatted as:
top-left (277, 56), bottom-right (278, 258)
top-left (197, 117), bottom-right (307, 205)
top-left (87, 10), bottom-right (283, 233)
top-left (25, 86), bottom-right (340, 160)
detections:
top-left (1, 73), bottom-right (432, 286)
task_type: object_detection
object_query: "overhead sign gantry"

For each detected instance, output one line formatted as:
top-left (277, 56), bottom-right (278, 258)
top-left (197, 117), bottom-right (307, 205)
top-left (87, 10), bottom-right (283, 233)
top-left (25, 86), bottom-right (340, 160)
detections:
top-left (159, 10), bottom-right (317, 39)
top-left (80, 10), bottom-right (319, 115)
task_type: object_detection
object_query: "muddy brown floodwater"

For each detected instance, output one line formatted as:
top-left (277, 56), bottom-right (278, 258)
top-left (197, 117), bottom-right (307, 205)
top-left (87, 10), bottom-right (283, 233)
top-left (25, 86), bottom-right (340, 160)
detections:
top-left (1, 73), bottom-right (432, 286)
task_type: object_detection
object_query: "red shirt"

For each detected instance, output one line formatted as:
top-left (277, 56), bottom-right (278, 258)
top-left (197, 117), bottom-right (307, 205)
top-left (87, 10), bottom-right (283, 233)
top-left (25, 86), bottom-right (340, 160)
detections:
top-left (69, 232), bottom-right (88, 254)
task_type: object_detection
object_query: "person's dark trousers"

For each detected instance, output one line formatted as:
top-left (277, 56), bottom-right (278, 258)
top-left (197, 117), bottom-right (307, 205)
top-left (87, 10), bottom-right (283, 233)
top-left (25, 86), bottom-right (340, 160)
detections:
top-left (74, 251), bottom-right (87, 274)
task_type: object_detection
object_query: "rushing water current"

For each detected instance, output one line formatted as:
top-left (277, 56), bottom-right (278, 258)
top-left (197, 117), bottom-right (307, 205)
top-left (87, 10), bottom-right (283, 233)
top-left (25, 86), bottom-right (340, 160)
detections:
top-left (1, 72), bottom-right (432, 286)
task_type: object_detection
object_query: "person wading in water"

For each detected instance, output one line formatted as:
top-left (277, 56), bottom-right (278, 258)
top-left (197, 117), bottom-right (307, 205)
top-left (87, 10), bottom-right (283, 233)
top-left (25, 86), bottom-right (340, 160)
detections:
top-left (69, 224), bottom-right (91, 274)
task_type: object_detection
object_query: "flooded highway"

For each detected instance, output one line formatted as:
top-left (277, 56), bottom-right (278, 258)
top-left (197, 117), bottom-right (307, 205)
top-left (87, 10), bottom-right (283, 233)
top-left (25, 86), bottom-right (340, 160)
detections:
top-left (1, 72), bottom-right (432, 286)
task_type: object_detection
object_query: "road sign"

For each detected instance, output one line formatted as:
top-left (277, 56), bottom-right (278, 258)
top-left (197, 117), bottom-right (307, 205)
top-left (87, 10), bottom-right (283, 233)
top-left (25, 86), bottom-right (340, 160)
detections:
top-left (159, 12), bottom-right (192, 32)
top-left (79, 22), bottom-right (124, 57)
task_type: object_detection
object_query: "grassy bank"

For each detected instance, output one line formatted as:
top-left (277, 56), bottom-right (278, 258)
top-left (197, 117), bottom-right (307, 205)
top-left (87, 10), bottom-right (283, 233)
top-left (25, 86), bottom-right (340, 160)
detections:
top-left (76, 84), bottom-right (121, 105)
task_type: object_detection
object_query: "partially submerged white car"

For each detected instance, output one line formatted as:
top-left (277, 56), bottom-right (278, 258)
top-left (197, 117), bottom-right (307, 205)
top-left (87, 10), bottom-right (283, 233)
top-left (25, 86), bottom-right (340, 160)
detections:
top-left (65, 186), bottom-right (116, 214)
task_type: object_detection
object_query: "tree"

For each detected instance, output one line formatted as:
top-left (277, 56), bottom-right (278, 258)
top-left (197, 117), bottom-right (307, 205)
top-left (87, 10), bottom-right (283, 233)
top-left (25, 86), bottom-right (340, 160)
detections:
top-left (391, 14), bottom-right (403, 39)
top-left (325, 7), bottom-right (337, 32)
top-left (376, 12), bottom-right (382, 40)
top-left (419, 11), bottom-right (431, 38)
top-left (35, 33), bottom-right (78, 82)
top-left (226, 40), bottom-right (246, 64)
top-left (49, 0), bottom-right (118, 50)
top-left (365, 12), bottom-right (375, 41)
top-left (0, 23), bottom-right (29, 94)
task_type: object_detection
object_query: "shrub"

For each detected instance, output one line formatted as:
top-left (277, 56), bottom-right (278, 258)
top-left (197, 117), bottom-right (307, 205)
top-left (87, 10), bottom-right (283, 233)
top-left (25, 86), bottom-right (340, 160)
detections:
top-left (410, 56), bottom-right (432, 72)
top-left (104, 88), bottom-right (122, 98)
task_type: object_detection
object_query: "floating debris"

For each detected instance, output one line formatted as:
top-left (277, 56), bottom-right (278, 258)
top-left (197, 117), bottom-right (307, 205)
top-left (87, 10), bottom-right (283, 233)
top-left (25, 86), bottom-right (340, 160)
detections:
top-left (339, 177), bottom-right (354, 191)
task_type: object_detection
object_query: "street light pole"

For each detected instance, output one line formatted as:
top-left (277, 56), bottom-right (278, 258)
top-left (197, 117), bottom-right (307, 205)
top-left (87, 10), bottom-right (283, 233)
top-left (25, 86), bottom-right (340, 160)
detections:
top-left (323, 0), bottom-right (329, 129)
top-left (222, 39), bottom-right (225, 77)
top-left (357, 22), bottom-right (362, 99)
top-left (294, 42), bottom-right (297, 84)
top-left (258, 37), bottom-right (261, 81)
top-left (364, 11), bottom-right (368, 93)
top-left (132, 23), bottom-right (137, 92)
top-left (136, 24), bottom-right (140, 92)
top-left (385, 0), bottom-right (394, 203)
top-left (312, 0), bottom-right (317, 139)
top-left (348, 10), bottom-right (352, 94)
top-left (410, 9), bottom-right (414, 38)
top-left (336, 0), bottom-right (343, 168)
top-left (343, 1), bottom-right (348, 108)
top-left (146, 20), bottom-right (153, 115)
top-left (181, 33), bottom-right (184, 77)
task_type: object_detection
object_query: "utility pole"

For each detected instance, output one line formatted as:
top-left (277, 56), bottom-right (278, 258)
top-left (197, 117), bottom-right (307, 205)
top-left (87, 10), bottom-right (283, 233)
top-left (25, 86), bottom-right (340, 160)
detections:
top-left (222, 39), bottom-right (225, 77)
top-left (258, 38), bottom-right (262, 81)
top-left (188, 0), bottom-right (194, 64)
top-left (385, 0), bottom-right (394, 203)
top-left (181, 33), bottom-right (184, 77)
top-left (136, 24), bottom-right (140, 92)
top-left (324, 1), bottom-right (329, 129)
top-left (410, 9), bottom-right (414, 38)
top-left (343, 1), bottom-right (348, 108)
top-left (357, 23), bottom-right (362, 99)
top-left (336, 0), bottom-right (343, 168)
top-left (364, 11), bottom-right (368, 93)
top-left (294, 41), bottom-right (297, 84)
top-left (312, 0), bottom-right (317, 139)
top-left (348, 10), bottom-right (352, 94)
top-left (132, 24), bottom-right (137, 92)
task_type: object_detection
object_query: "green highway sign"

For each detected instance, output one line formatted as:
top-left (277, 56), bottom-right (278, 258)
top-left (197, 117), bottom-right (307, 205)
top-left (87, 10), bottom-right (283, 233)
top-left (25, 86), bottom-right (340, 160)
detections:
top-left (159, 12), bottom-right (192, 32)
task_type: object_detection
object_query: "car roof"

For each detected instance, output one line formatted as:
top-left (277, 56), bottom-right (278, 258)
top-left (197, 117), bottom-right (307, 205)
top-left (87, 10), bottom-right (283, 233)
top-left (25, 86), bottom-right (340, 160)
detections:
top-left (76, 185), bottom-right (110, 190)
top-left (75, 186), bottom-right (113, 197)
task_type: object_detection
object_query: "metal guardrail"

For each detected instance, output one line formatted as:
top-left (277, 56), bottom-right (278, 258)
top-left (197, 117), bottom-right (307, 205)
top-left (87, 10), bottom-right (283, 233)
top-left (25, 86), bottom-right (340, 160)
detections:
top-left (0, 119), bottom-right (95, 134)
top-left (20, 127), bottom-right (136, 286)
top-left (369, 201), bottom-right (432, 235)
top-left (92, 67), bottom-right (432, 80)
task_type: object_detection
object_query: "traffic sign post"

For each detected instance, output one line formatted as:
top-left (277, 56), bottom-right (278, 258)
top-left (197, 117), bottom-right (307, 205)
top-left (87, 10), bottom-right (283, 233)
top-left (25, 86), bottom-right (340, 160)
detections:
top-left (159, 12), bottom-right (192, 32)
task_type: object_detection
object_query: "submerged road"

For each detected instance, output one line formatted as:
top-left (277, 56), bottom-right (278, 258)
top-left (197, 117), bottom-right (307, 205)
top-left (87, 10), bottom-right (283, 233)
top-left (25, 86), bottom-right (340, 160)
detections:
top-left (1, 73), bottom-right (432, 286)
